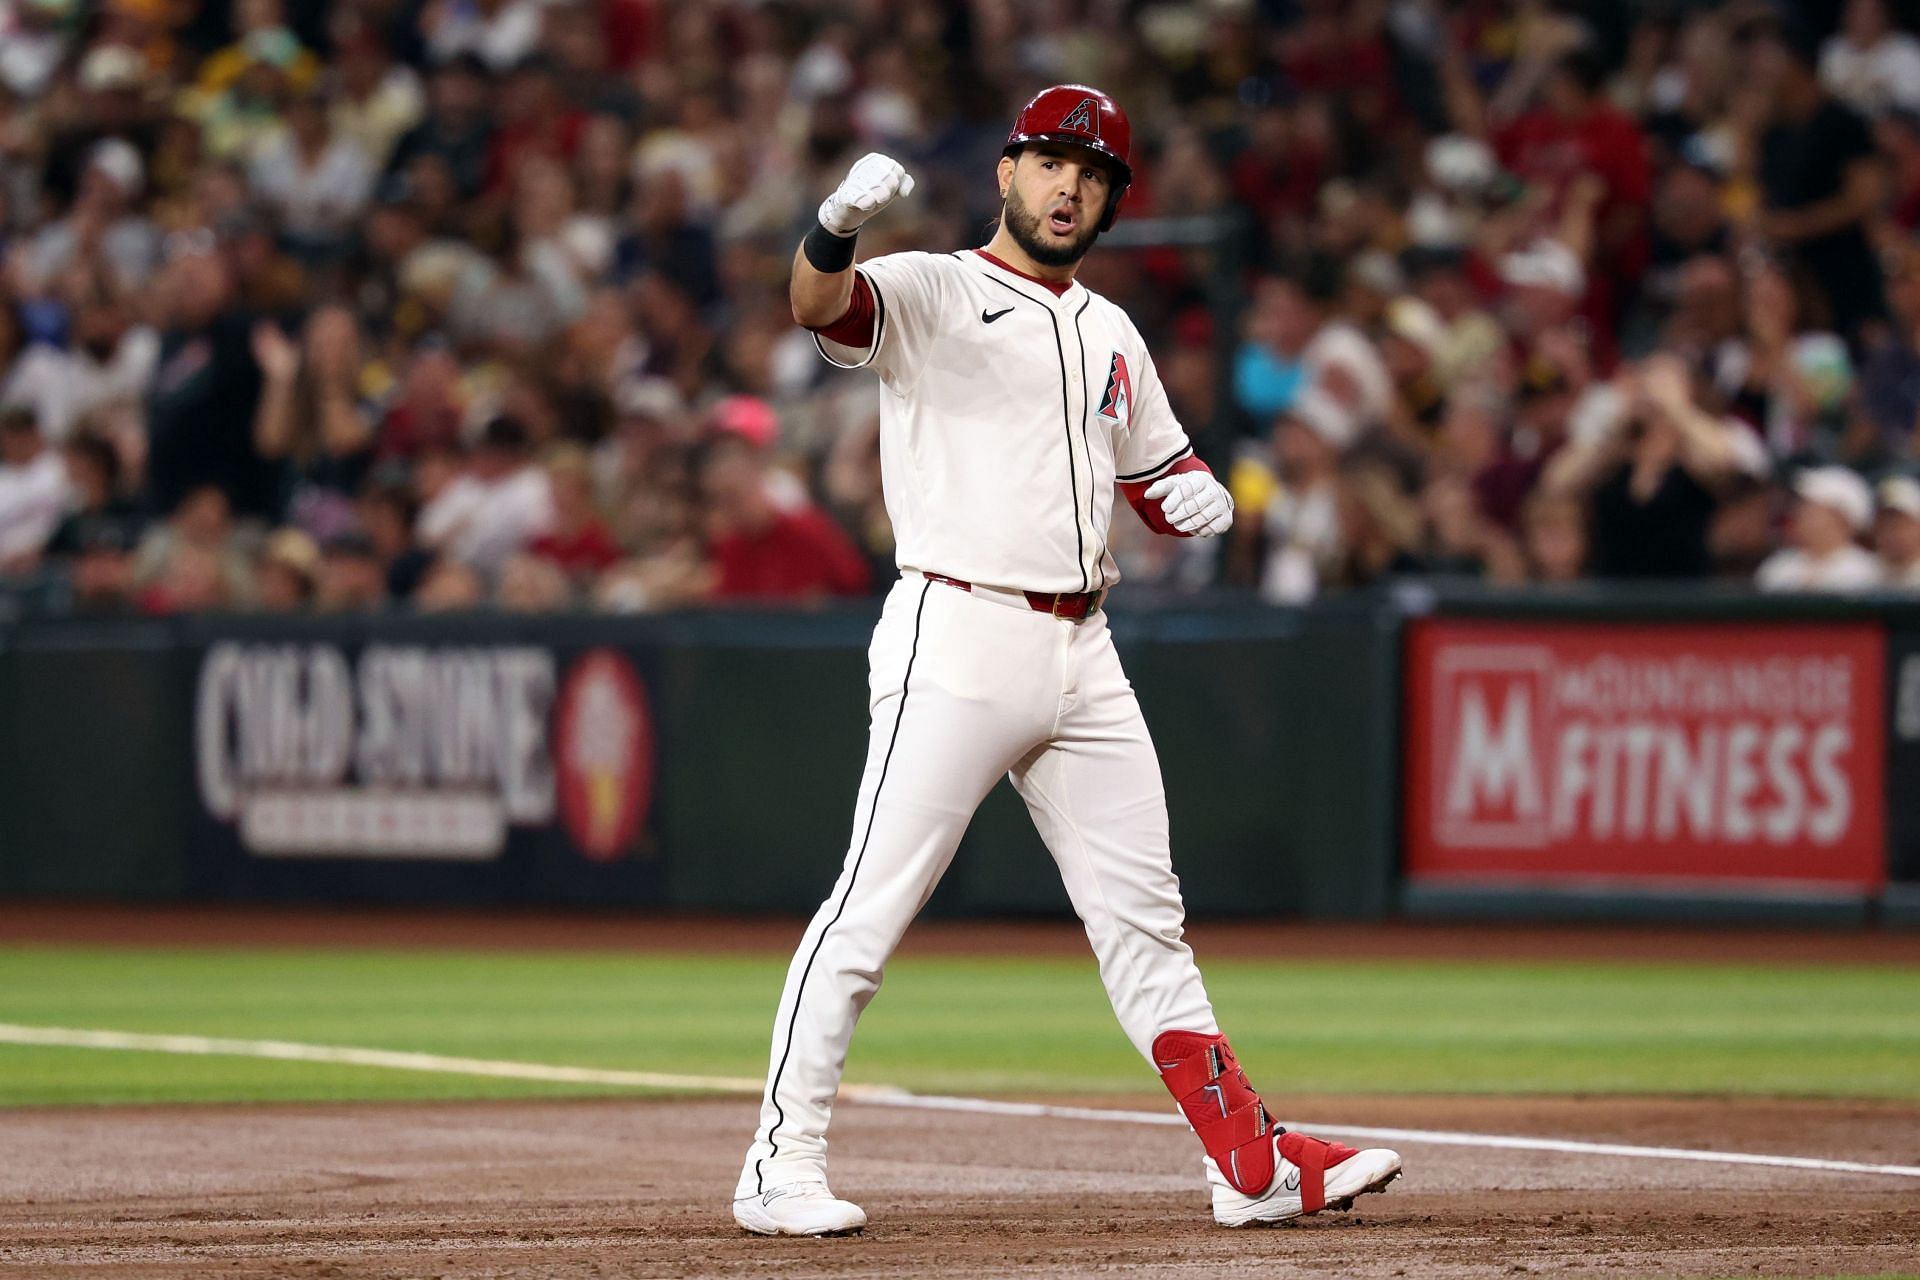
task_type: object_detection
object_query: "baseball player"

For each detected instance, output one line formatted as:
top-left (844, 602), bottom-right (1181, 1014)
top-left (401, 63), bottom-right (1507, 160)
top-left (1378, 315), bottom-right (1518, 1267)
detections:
top-left (733, 84), bottom-right (1402, 1236)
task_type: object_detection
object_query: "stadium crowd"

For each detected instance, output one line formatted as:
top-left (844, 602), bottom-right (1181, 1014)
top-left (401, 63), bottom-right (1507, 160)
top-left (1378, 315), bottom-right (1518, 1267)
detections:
top-left (5, 0), bottom-right (1920, 614)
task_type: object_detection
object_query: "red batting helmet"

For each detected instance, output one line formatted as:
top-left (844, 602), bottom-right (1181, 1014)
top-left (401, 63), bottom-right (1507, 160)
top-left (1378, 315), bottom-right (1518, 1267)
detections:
top-left (1003, 84), bottom-right (1132, 232)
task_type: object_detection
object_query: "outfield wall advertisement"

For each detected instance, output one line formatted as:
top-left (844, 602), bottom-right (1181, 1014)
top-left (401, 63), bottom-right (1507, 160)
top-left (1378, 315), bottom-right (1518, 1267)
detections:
top-left (1885, 623), bottom-right (1920, 885)
top-left (187, 634), bottom-right (661, 904)
top-left (1403, 619), bottom-right (1886, 891)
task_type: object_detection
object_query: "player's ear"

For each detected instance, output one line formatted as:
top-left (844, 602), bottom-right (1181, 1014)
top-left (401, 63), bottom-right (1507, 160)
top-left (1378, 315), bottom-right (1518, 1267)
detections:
top-left (996, 154), bottom-right (1015, 200)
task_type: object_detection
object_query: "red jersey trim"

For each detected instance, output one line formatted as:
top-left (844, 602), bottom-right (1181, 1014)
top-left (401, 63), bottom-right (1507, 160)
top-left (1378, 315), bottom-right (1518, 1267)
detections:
top-left (974, 248), bottom-right (1073, 297)
top-left (811, 272), bottom-right (877, 347)
top-left (1119, 454), bottom-right (1211, 538)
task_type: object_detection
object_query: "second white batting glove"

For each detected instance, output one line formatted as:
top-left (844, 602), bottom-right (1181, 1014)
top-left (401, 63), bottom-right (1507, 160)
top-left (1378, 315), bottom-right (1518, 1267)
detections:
top-left (818, 152), bottom-right (915, 237)
top-left (1144, 470), bottom-right (1234, 537)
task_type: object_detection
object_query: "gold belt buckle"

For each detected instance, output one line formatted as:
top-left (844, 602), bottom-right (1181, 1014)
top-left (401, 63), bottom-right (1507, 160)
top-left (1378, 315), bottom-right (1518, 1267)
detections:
top-left (1051, 592), bottom-right (1070, 618)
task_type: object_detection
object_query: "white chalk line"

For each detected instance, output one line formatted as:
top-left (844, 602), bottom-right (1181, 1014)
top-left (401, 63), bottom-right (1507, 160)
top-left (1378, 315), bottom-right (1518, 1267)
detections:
top-left (2, 1022), bottom-right (1915, 1181)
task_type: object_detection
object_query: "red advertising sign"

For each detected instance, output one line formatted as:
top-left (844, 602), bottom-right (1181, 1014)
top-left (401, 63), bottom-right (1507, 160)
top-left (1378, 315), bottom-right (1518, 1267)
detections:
top-left (1404, 620), bottom-right (1885, 889)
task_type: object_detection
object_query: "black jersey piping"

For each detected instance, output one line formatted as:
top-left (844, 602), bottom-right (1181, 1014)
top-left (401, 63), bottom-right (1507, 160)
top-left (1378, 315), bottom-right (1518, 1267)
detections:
top-left (755, 579), bottom-right (931, 1195)
top-left (1116, 443), bottom-right (1194, 483)
top-left (1072, 298), bottom-right (1105, 592)
top-left (980, 272), bottom-right (1089, 593)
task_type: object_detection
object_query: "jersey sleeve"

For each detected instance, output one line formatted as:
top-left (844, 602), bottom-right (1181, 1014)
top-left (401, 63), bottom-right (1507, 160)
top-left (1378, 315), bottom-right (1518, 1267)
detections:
top-left (1112, 343), bottom-right (1195, 486)
top-left (812, 251), bottom-right (946, 391)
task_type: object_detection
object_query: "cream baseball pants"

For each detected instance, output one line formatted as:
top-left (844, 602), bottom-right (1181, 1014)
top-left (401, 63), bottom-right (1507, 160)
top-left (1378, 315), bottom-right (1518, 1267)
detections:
top-left (737, 571), bottom-right (1220, 1197)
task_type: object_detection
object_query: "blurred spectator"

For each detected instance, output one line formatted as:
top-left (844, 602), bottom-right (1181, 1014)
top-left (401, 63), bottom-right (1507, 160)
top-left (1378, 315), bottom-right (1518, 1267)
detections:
top-left (137, 540), bottom-right (232, 614)
top-left (1820, 0), bottom-right (1920, 117)
top-left (251, 306), bottom-right (375, 539)
top-left (701, 433), bottom-right (867, 603)
top-left (1876, 475), bottom-right (1920, 587)
top-left (1492, 49), bottom-right (1653, 303)
top-left (0, 0), bottom-right (73, 99)
top-left (529, 445), bottom-right (620, 583)
top-left (1751, 20), bottom-right (1888, 342)
top-left (359, 480), bottom-right (433, 599)
top-left (1521, 491), bottom-right (1590, 585)
top-left (329, 27), bottom-right (425, 166)
top-left (496, 550), bottom-right (571, 610)
top-left (1544, 356), bottom-right (1759, 579)
top-left (375, 339), bottom-right (468, 462)
top-left (64, 515), bottom-right (141, 612)
top-left (1860, 245), bottom-right (1920, 451)
top-left (425, 0), bottom-right (546, 73)
top-left (413, 554), bottom-right (485, 610)
top-left (0, 408), bottom-right (67, 572)
top-left (193, 0), bottom-right (319, 100)
top-left (416, 414), bottom-right (553, 571)
top-left (44, 433), bottom-right (142, 559)
top-left (130, 483), bottom-right (254, 607)
top-left (386, 55), bottom-right (494, 200)
top-left (1256, 389), bottom-right (1354, 603)
top-left (1, 269), bottom-right (158, 446)
top-left (1233, 277), bottom-right (1314, 425)
top-left (1298, 262), bottom-right (1393, 428)
top-left (143, 249), bottom-right (274, 518)
top-left (248, 89), bottom-right (377, 259)
top-left (314, 529), bottom-right (387, 611)
top-left (254, 526), bottom-right (318, 611)
top-left (1331, 465), bottom-right (1427, 591)
top-left (1757, 466), bottom-right (1883, 591)
top-left (15, 139), bottom-right (160, 296)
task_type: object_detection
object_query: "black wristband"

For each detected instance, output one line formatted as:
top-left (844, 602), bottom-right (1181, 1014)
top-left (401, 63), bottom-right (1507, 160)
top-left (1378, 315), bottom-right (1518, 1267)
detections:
top-left (803, 222), bottom-right (858, 272)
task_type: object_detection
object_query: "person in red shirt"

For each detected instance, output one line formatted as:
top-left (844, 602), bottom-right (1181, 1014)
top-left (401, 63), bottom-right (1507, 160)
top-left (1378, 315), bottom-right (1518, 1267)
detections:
top-left (1495, 49), bottom-right (1653, 320)
top-left (529, 446), bottom-right (622, 581)
top-left (700, 433), bottom-right (868, 602)
top-left (485, 57), bottom-right (587, 195)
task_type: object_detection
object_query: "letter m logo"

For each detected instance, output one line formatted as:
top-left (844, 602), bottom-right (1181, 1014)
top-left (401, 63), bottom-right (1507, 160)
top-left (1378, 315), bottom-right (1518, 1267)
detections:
top-left (1059, 97), bottom-right (1099, 136)
top-left (1432, 646), bottom-right (1551, 849)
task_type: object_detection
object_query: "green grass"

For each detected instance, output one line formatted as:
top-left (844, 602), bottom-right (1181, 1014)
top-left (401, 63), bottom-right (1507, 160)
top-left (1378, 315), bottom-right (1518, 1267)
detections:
top-left (0, 946), bottom-right (1915, 1105)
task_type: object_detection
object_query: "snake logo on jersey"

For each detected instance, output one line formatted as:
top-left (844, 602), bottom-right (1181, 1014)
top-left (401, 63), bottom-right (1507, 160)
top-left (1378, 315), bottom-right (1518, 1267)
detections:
top-left (1059, 97), bottom-right (1100, 136)
top-left (1098, 350), bottom-right (1133, 423)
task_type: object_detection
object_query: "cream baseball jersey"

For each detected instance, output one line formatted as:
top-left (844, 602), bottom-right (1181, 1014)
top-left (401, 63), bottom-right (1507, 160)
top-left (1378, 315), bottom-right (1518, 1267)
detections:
top-left (815, 248), bottom-right (1197, 594)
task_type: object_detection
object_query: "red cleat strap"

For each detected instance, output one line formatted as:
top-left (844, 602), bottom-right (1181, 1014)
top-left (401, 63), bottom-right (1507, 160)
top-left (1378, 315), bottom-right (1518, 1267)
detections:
top-left (1277, 1131), bottom-right (1360, 1215)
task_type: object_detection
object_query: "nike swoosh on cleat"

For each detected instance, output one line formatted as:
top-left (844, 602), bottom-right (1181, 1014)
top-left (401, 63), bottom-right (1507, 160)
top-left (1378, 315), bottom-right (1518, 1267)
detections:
top-left (982, 307), bottom-right (1014, 323)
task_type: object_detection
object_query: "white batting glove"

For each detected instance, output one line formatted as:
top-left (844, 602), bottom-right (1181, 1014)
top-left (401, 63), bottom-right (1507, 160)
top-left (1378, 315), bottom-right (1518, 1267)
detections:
top-left (1144, 470), bottom-right (1234, 537)
top-left (817, 152), bottom-right (915, 236)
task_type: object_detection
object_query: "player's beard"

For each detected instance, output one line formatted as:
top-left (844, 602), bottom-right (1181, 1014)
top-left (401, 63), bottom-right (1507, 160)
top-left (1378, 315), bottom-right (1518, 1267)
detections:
top-left (1001, 184), bottom-right (1101, 267)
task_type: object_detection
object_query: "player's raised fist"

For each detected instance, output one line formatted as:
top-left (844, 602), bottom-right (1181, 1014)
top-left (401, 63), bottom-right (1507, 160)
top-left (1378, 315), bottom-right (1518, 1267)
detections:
top-left (818, 153), bottom-right (915, 237)
top-left (1145, 471), bottom-right (1234, 538)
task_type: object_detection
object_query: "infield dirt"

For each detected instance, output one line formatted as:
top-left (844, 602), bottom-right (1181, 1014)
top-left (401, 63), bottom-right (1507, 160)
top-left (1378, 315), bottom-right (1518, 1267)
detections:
top-left (2, 1093), bottom-right (1916, 1278)
top-left (4, 907), bottom-right (1917, 1277)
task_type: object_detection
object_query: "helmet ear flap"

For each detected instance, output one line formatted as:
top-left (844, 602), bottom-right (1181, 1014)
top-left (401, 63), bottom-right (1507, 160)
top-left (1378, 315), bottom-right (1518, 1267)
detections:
top-left (1097, 180), bottom-right (1129, 233)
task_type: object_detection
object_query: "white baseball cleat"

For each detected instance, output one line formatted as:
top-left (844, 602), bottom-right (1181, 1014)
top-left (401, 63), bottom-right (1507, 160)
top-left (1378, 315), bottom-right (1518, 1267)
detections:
top-left (1208, 1131), bottom-right (1402, 1227)
top-left (733, 1181), bottom-right (868, 1236)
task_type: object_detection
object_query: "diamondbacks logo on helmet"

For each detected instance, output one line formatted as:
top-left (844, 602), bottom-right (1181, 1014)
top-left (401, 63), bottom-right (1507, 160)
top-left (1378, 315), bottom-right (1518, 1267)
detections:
top-left (1059, 97), bottom-right (1099, 137)
top-left (1098, 351), bottom-right (1132, 422)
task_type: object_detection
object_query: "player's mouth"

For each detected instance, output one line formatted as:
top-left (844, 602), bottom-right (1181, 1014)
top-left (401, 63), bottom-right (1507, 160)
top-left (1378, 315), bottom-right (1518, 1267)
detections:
top-left (1047, 203), bottom-right (1078, 235)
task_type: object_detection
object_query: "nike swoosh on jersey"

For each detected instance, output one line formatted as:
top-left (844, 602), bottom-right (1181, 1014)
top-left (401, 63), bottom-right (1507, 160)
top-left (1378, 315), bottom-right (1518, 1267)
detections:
top-left (981, 307), bottom-right (1014, 323)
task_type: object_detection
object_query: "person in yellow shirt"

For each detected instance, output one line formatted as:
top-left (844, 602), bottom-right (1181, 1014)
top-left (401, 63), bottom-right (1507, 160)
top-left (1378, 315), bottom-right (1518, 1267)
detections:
top-left (192, 0), bottom-right (317, 99)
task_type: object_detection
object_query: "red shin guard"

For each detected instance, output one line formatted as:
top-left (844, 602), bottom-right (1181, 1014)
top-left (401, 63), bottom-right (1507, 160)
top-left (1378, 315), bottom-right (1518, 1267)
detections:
top-left (1151, 1030), bottom-right (1276, 1196)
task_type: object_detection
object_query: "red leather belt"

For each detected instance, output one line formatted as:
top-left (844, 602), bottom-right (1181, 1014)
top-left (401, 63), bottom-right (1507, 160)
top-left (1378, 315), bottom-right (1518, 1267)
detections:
top-left (923, 572), bottom-right (1102, 620)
